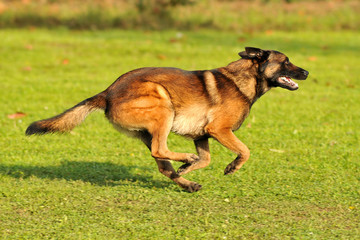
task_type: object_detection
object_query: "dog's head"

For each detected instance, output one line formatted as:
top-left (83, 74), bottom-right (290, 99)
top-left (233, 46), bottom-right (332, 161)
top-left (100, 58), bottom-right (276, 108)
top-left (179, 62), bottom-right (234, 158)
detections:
top-left (239, 47), bottom-right (309, 91)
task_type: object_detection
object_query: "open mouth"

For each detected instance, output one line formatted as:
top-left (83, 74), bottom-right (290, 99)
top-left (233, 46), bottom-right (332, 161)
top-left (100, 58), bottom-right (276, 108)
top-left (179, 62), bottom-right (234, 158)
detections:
top-left (277, 76), bottom-right (299, 90)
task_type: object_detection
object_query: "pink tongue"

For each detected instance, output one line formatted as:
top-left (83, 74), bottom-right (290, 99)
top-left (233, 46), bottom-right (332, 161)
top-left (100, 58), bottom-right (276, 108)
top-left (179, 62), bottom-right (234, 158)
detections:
top-left (288, 77), bottom-right (297, 86)
top-left (287, 78), bottom-right (298, 88)
top-left (279, 76), bottom-right (299, 89)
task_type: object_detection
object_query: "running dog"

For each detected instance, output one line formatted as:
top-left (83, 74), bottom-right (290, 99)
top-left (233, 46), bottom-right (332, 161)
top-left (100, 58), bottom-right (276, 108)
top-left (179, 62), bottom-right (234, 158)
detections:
top-left (26, 47), bottom-right (309, 192)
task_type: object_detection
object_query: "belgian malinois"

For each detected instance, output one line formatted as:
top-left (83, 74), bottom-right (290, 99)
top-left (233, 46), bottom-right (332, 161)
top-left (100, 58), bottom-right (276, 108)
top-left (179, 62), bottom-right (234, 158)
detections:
top-left (26, 47), bottom-right (309, 192)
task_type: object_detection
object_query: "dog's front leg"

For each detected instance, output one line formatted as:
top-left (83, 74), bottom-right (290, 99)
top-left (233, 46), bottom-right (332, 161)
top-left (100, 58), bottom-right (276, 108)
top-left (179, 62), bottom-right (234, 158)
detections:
top-left (205, 125), bottom-right (250, 175)
top-left (177, 138), bottom-right (211, 176)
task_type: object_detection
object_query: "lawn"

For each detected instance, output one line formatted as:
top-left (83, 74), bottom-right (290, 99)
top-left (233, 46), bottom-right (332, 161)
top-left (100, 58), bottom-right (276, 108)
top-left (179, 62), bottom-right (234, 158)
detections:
top-left (0, 29), bottom-right (359, 239)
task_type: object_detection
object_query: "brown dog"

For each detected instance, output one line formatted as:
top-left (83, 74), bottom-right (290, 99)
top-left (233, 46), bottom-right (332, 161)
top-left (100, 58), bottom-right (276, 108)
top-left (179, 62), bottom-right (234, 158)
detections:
top-left (26, 47), bottom-right (309, 192)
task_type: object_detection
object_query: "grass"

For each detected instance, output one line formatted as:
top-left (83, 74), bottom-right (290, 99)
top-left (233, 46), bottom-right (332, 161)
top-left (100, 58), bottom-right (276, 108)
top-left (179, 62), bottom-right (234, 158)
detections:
top-left (0, 0), bottom-right (359, 31)
top-left (0, 29), bottom-right (359, 239)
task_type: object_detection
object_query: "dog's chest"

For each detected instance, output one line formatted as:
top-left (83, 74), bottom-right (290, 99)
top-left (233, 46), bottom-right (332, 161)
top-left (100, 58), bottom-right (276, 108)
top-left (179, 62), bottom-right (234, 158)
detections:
top-left (171, 104), bottom-right (208, 139)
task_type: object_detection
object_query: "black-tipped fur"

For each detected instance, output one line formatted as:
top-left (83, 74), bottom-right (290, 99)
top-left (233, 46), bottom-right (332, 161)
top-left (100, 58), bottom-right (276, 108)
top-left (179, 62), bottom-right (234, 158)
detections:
top-left (25, 93), bottom-right (106, 135)
top-left (25, 122), bottom-right (53, 135)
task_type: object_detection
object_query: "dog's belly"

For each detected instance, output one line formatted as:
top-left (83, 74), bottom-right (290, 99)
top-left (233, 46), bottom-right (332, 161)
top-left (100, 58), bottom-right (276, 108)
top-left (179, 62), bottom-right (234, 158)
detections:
top-left (171, 105), bottom-right (208, 139)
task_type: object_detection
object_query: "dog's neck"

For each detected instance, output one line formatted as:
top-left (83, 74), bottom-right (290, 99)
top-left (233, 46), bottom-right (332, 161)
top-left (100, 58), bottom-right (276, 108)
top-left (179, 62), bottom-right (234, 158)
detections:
top-left (219, 59), bottom-right (271, 104)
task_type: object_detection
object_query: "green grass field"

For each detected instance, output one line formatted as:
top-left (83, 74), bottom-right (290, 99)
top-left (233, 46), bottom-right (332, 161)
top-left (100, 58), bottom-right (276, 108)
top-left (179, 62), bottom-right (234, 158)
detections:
top-left (1, 29), bottom-right (359, 239)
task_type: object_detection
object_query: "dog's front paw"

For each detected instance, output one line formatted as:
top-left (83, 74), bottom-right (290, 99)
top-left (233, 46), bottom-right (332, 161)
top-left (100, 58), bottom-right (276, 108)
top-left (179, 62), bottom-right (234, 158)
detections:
top-left (186, 153), bottom-right (199, 163)
top-left (177, 163), bottom-right (192, 175)
top-left (224, 163), bottom-right (237, 175)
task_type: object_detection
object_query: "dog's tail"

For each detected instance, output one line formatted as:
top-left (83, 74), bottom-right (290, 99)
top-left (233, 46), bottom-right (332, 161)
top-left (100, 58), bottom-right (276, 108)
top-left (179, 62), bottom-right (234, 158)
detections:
top-left (26, 92), bottom-right (107, 135)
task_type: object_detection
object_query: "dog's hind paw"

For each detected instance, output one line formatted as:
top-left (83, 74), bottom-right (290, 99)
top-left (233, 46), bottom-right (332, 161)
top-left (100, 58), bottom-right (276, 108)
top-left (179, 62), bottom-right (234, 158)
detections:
top-left (184, 182), bottom-right (202, 193)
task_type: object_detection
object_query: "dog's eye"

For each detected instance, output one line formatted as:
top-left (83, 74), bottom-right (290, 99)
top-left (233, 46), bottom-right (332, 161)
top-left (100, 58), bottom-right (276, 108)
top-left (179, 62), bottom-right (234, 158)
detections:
top-left (284, 58), bottom-right (290, 65)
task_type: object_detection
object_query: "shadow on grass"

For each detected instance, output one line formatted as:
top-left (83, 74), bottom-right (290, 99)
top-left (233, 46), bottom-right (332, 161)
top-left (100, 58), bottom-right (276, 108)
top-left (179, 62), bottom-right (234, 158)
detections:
top-left (0, 160), bottom-right (172, 189)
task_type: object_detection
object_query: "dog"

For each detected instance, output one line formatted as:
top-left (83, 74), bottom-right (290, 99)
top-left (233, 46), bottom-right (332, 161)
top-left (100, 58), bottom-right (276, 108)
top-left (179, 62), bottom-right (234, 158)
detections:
top-left (26, 47), bottom-right (309, 192)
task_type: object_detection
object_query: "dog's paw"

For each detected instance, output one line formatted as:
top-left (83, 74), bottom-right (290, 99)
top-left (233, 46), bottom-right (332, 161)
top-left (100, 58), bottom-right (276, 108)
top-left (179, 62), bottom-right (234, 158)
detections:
top-left (177, 163), bottom-right (192, 175)
top-left (184, 182), bottom-right (202, 193)
top-left (224, 164), bottom-right (237, 175)
top-left (186, 153), bottom-right (199, 163)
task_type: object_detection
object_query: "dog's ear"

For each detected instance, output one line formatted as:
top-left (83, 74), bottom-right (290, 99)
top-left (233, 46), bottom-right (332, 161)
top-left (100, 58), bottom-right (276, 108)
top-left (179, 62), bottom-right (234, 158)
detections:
top-left (239, 47), bottom-right (270, 61)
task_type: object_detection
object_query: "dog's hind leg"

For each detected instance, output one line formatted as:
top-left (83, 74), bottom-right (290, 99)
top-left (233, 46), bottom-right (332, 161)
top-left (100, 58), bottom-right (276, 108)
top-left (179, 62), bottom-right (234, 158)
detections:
top-left (177, 138), bottom-right (211, 176)
top-left (108, 82), bottom-right (198, 164)
top-left (138, 131), bottom-right (202, 192)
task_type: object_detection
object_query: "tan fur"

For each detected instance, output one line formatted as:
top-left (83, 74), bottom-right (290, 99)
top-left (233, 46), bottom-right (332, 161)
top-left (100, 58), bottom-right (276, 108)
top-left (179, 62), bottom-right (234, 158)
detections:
top-left (51, 105), bottom-right (94, 131)
top-left (26, 94), bottom-right (105, 134)
top-left (26, 48), bottom-right (308, 192)
top-left (172, 104), bottom-right (209, 138)
top-left (220, 60), bottom-right (258, 101)
top-left (203, 71), bottom-right (221, 104)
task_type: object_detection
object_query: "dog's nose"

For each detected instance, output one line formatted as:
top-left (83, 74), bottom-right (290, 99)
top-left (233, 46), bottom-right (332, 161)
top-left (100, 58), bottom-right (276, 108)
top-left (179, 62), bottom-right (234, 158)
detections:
top-left (302, 70), bottom-right (309, 77)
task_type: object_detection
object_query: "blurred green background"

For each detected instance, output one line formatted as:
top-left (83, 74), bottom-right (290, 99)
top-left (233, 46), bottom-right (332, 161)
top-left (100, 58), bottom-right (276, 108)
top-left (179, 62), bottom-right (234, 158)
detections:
top-left (0, 0), bottom-right (359, 31)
